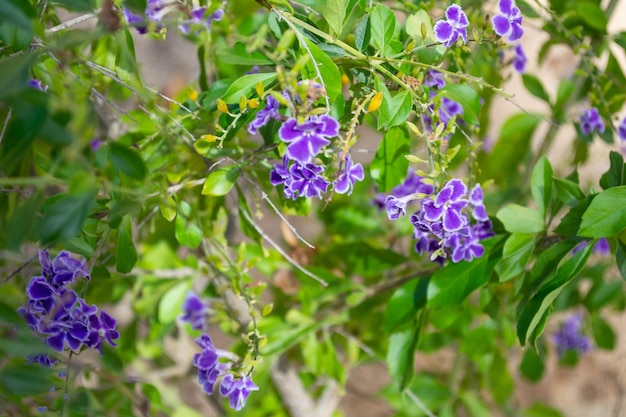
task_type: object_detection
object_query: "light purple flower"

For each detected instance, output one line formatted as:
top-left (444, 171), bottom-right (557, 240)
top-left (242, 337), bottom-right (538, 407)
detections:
top-left (249, 95), bottom-right (281, 135)
top-left (579, 108), bottom-right (605, 135)
top-left (553, 313), bottom-right (592, 358)
top-left (122, 8), bottom-right (148, 34)
top-left (384, 195), bottom-right (409, 220)
top-left (278, 115), bottom-right (339, 164)
top-left (434, 4), bottom-right (469, 48)
top-left (219, 374), bottom-right (259, 411)
top-left (269, 156), bottom-right (290, 187)
top-left (424, 70), bottom-right (446, 89)
top-left (512, 44), bottom-right (527, 73)
top-left (469, 184), bottom-right (489, 221)
top-left (447, 228), bottom-right (485, 263)
top-left (422, 179), bottom-right (469, 232)
top-left (181, 291), bottom-right (208, 331)
top-left (179, 7), bottom-right (224, 35)
top-left (287, 162), bottom-right (330, 199)
top-left (438, 97), bottom-right (464, 127)
top-left (617, 116), bottom-right (626, 141)
top-left (27, 79), bottom-right (48, 91)
top-left (492, 0), bottom-right (524, 41)
top-left (334, 154), bottom-right (364, 195)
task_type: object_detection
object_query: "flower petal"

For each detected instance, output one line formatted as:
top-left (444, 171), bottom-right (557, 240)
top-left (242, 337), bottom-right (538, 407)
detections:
top-left (492, 15), bottom-right (511, 37)
top-left (434, 20), bottom-right (453, 44)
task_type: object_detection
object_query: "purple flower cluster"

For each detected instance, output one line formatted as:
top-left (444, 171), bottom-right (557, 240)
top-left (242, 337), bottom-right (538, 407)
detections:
top-left (423, 71), bottom-right (464, 134)
top-left (553, 313), bottom-right (592, 358)
top-left (492, 0), bottom-right (524, 42)
top-left (179, 7), bottom-right (224, 35)
top-left (18, 250), bottom-right (119, 364)
top-left (123, 0), bottom-right (223, 35)
top-left (579, 108), bottom-right (605, 135)
top-left (192, 334), bottom-right (258, 411)
top-left (180, 291), bottom-right (209, 331)
top-left (434, 5), bottom-right (469, 47)
top-left (382, 177), bottom-right (492, 264)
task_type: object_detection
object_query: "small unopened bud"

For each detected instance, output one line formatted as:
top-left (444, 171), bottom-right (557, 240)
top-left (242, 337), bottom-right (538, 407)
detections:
top-left (248, 98), bottom-right (260, 109)
top-left (368, 92), bottom-right (384, 112)
top-left (216, 99), bottom-right (229, 113)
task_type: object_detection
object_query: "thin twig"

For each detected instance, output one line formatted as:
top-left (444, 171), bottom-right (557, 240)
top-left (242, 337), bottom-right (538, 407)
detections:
top-left (237, 204), bottom-right (328, 286)
top-left (144, 85), bottom-right (199, 119)
top-left (45, 12), bottom-right (97, 34)
top-left (404, 389), bottom-right (438, 417)
top-left (3, 253), bottom-right (38, 282)
top-left (0, 108), bottom-right (12, 146)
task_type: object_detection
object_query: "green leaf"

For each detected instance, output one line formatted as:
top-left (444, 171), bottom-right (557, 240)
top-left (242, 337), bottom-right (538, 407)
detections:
top-left (386, 317), bottom-right (422, 390)
top-left (554, 178), bottom-right (585, 207)
top-left (0, 51), bottom-right (40, 99)
top-left (520, 348), bottom-right (544, 382)
top-left (523, 240), bottom-right (577, 289)
top-left (405, 10), bottom-right (437, 45)
top-left (591, 314), bottom-right (615, 349)
top-left (516, 0), bottom-right (540, 18)
top-left (220, 72), bottom-right (277, 104)
top-left (584, 279), bottom-right (622, 310)
top-left (369, 4), bottom-right (396, 56)
top-left (554, 196), bottom-right (593, 237)
top-left (108, 142), bottom-right (147, 180)
top-left (175, 214), bottom-right (203, 249)
top-left (522, 74), bottom-right (550, 103)
top-left (0, 366), bottom-right (57, 395)
top-left (354, 16), bottom-right (371, 52)
top-left (496, 204), bottom-right (545, 234)
top-left (303, 38), bottom-right (342, 102)
top-left (599, 150), bottom-right (625, 190)
top-left (383, 278), bottom-right (428, 332)
top-left (480, 113), bottom-right (540, 184)
top-left (554, 79), bottom-right (574, 116)
top-left (217, 43), bottom-right (273, 66)
top-left (384, 90), bottom-right (413, 128)
top-left (116, 216), bottom-right (137, 273)
top-left (488, 351), bottom-right (514, 403)
top-left (51, 0), bottom-right (96, 11)
top-left (369, 126), bottom-right (410, 192)
top-left (531, 156), bottom-right (553, 217)
top-left (517, 244), bottom-right (592, 346)
top-left (616, 240), bottom-right (626, 280)
top-left (495, 233), bottom-right (537, 282)
top-left (39, 192), bottom-right (95, 244)
top-left (579, 186), bottom-right (626, 237)
top-left (115, 30), bottom-right (141, 85)
top-left (323, 0), bottom-right (347, 37)
top-left (523, 404), bottom-right (564, 417)
top-left (438, 84), bottom-right (481, 125)
top-left (575, 0), bottom-right (607, 32)
top-left (202, 166), bottom-right (240, 196)
top-left (158, 282), bottom-right (189, 324)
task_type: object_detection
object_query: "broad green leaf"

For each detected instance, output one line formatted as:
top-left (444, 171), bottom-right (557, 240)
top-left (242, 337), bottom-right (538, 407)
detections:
top-left (217, 43), bottom-right (272, 66)
top-left (523, 404), bottom-right (563, 417)
top-left (460, 392), bottom-right (491, 417)
top-left (370, 126), bottom-right (410, 192)
top-left (531, 156), bottom-right (553, 217)
top-left (175, 215), bottom-right (203, 249)
top-left (369, 4), bottom-right (396, 56)
top-left (115, 30), bottom-right (141, 85)
top-left (6, 193), bottom-right (41, 250)
top-left (496, 204), bottom-right (545, 234)
top-left (303, 38), bottom-right (342, 102)
top-left (108, 142), bottom-right (147, 180)
top-left (520, 348), bottom-right (544, 382)
top-left (460, 321), bottom-right (495, 361)
top-left (385, 90), bottom-right (413, 128)
top-left (488, 351), bottom-right (514, 403)
top-left (63, 237), bottom-right (95, 257)
top-left (517, 244), bottom-right (592, 346)
top-left (616, 240), bottom-right (626, 280)
top-left (116, 216), bottom-right (137, 273)
top-left (599, 150), bottom-right (625, 190)
top-left (554, 196), bottom-right (592, 237)
top-left (575, 0), bottom-right (607, 32)
top-left (554, 79), bottom-right (574, 116)
top-left (386, 316), bottom-right (422, 390)
top-left (428, 251), bottom-right (491, 308)
top-left (516, 0), bottom-right (540, 18)
top-left (406, 10), bottom-right (436, 44)
top-left (523, 240), bottom-right (577, 289)
top-left (0, 366), bottom-right (56, 395)
top-left (158, 282), bottom-right (189, 324)
top-left (438, 84), bottom-right (481, 125)
top-left (383, 278), bottom-right (428, 332)
top-left (495, 233), bottom-right (537, 282)
top-left (202, 166), bottom-right (240, 196)
top-left (554, 178), bottom-right (585, 207)
top-left (522, 74), bottom-right (550, 103)
top-left (579, 186), bottom-right (626, 237)
top-left (0, 0), bottom-right (34, 31)
top-left (323, 0), bottom-right (347, 37)
top-left (39, 192), bottom-right (95, 244)
top-left (220, 72), bottom-right (276, 104)
top-left (480, 113), bottom-right (540, 184)
top-left (354, 16), bottom-right (370, 52)
top-left (584, 279), bottom-right (622, 310)
top-left (0, 51), bottom-right (40, 99)
top-left (591, 314), bottom-right (615, 349)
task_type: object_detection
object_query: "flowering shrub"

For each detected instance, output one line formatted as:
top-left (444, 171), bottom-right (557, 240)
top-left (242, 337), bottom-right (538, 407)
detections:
top-left (1, 0), bottom-right (626, 416)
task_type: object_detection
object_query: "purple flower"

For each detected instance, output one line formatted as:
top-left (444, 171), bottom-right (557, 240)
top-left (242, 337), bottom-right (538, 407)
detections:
top-left (593, 238), bottom-right (610, 255)
top-left (579, 108), bottom-right (605, 135)
top-left (469, 184), bottom-right (489, 221)
top-left (278, 115), bottom-right (339, 164)
top-left (424, 70), bottom-right (446, 90)
top-left (27, 354), bottom-right (58, 367)
top-left (446, 228), bottom-right (485, 263)
top-left (512, 44), bottom-right (527, 73)
top-left (434, 4), bottom-right (469, 48)
top-left (90, 138), bottom-right (103, 153)
top-left (616, 116), bottom-right (626, 141)
top-left (287, 162), bottom-right (330, 199)
top-left (553, 313), bottom-right (592, 358)
top-left (384, 195), bottom-right (409, 220)
top-left (27, 79), bottom-right (48, 91)
top-left (438, 97), bottom-right (464, 127)
top-left (179, 7), bottom-right (224, 35)
top-left (123, 0), bottom-right (168, 34)
top-left (334, 154), bottom-right (364, 195)
top-left (122, 8), bottom-right (148, 34)
top-left (248, 95), bottom-right (281, 135)
top-left (219, 374), bottom-right (259, 411)
top-left (373, 172), bottom-right (434, 211)
top-left (181, 291), bottom-right (207, 331)
top-left (422, 179), bottom-right (469, 232)
top-left (269, 156), bottom-right (291, 186)
top-left (492, 0), bottom-right (524, 41)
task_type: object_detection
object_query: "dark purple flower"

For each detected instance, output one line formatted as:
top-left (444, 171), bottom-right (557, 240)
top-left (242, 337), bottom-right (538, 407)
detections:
top-left (287, 162), bottom-right (330, 199)
top-left (219, 374), bottom-right (259, 411)
top-left (27, 79), bottom-right (48, 91)
top-left (593, 238), bottom-right (610, 255)
top-left (424, 70), bottom-right (446, 90)
top-left (50, 250), bottom-right (90, 288)
top-left (334, 154), bottom-right (364, 195)
top-left (122, 8), bottom-right (148, 34)
top-left (179, 7), bottom-right (224, 35)
top-left (434, 4), bottom-right (469, 47)
top-left (422, 179), bottom-right (469, 232)
top-left (512, 44), bottom-right (527, 73)
top-left (269, 156), bottom-right (291, 186)
top-left (248, 95), bottom-right (281, 135)
top-left (618, 117), bottom-right (626, 141)
top-left (553, 313), bottom-right (592, 358)
top-left (492, 0), bottom-right (524, 41)
top-left (278, 115), bottom-right (339, 164)
top-left (181, 291), bottom-right (207, 331)
top-left (96, 310), bottom-right (120, 348)
top-left (27, 354), bottom-right (58, 367)
top-left (373, 172), bottom-right (433, 212)
top-left (193, 334), bottom-right (219, 371)
top-left (469, 184), bottom-right (489, 221)
top-left (90, 138), bottom-right (103, 153)
top-left (579, 108), bottom-right (605, 135)
top-left (447, 228), bottom-right (485, 263)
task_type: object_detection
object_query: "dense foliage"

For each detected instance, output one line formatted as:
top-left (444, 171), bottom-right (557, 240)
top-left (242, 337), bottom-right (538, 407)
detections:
top-left (1, 0), bottom-right (626, 416)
